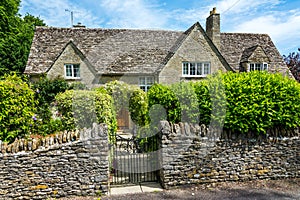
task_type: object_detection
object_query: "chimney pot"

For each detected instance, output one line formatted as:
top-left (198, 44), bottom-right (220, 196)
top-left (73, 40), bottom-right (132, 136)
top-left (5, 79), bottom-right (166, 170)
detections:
top-left (73, 22), bottom-right (86, 28)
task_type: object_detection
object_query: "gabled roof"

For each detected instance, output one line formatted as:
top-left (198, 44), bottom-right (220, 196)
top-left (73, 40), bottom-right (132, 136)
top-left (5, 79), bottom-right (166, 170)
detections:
top-left (220, 33), bottom-right (287, 71)
top-left (25, 27), bottom-right (182, 75)
top-left (159, 22), bottom-right (233, 73)
top-left (25, 25), bottom-right (287, 76)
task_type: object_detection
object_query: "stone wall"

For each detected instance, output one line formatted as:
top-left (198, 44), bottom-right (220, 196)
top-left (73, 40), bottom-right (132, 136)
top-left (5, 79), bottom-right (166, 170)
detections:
top-left (159, 121), bottom-right (300, 188)
top-left (0, 123), bottom-right (109, 200)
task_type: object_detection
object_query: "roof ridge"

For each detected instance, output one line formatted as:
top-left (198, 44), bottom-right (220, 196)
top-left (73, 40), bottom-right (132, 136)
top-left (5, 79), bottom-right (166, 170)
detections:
top-left (221, 32), bottom-right (270, 36)
top-left (35, 26), bottom-right (183, 33)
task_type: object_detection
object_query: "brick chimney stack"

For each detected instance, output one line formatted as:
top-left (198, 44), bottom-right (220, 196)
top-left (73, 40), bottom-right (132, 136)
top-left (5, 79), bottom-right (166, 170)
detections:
top-left (206, 7), bottom-right (220, 49)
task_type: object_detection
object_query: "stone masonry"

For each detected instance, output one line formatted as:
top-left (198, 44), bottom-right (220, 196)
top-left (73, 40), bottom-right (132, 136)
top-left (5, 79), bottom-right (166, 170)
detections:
top-left (0, 123), bottom-right (109, 200)
top-left (159, 121), bottom-right (300, 188)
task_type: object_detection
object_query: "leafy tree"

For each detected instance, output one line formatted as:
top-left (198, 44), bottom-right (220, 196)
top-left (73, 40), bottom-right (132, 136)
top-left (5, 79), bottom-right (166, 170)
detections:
top-left (0, 0), bottom-right (45, 76)
top-left (284, 48), bottom-right (300, 81)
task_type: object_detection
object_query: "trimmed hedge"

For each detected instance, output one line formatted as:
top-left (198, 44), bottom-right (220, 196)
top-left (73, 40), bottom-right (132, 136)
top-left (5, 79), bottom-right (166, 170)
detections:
top-left (0, 74), bottom-right (36, 143)
top-left (222, 71), bottom-right (300, 134)
top-left (138, 71), bottom-right (300, 135)
top-left (55, 89), bottom-right (117, 139)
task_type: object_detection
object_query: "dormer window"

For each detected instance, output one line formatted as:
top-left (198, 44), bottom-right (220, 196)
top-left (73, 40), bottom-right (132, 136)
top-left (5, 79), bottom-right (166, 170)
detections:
top-left (182, 62), bottom-right (211, 77)
top-left (64, 64), bottom-right (80, 79)
top-left (249, 63), bottom-right (268, 71)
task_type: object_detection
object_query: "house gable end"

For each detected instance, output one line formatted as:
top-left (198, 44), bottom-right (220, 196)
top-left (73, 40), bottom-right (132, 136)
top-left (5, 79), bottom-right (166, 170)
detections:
top-left (47, 41), bottom-right (97, 87)
top-left (159, 22), bottom-right (232, 84)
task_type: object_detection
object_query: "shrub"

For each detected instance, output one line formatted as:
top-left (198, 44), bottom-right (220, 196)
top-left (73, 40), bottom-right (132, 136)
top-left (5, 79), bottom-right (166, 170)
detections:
top-left (55, 89), bottom-right (117, 140)
top-left (0, 74), bottom-right (36, 142)
top-left (103, 80), bottom-right (138, 113)
top-left (147, 83), bottom-right (181, 123)
top-left (170, 82), bottom-right (199, 123)
top-left (222, 71), bottom-right (300, 134)
top-left (30, 76), bottom-right (69, 135)
top-left (191, 81), bottom-right (211, 125)
top-left (129, 89), bottom-right (149, 126)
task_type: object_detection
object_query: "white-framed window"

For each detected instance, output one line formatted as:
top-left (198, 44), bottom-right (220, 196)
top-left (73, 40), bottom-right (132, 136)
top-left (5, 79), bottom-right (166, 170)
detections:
top-left (139, 76), bottom-right (154, 92)
top-left (64, 64), bottom-right (80, 79)
top-left (249, 63), bottom-right (268, 71)
top-left (182, 62), bottom-right (211, 77)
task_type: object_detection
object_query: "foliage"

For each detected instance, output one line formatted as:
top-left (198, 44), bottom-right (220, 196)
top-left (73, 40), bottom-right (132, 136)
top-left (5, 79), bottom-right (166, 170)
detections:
top-left (102, 80), bottom-right (138, 112)
top-left (170, 82), bottom-right (199, 123)
top-left (129, 89), bottom-right (149, 126)
top-left (147, 83), bottom-right (181, 123)
top-left (30, 77), bottom-right (69, 135)
top-left (0, 0), bottom-right (45, 76)
top-left (191, 81), bottom-right (211, 125)
top-left (0, 74), bottom-right (36, 142)
top-left (55, 89), bottom-right (117, 140)
top-left (284, 48), bottom-right (300, 81)
top-left (222, 71), bottom-right (300, 134)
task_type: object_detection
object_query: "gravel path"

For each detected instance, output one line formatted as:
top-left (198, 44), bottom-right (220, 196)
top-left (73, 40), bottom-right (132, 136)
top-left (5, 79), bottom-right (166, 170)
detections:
top-left (58, 178), bottom-right (300, 200)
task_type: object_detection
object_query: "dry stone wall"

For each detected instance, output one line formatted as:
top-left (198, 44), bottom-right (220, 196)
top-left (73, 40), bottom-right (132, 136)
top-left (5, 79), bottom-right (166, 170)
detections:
top-left (159, 121), bottom-right (300, 189)
top-left (0, 123), bottom-right (109, 200)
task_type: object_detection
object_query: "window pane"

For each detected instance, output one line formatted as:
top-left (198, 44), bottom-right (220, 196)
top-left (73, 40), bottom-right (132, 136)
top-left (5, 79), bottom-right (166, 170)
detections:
top-left (73, 65), bottom-right (80, 77)
top-left (183, 63), bottom-right (189, 75)
top-left (263, 63), bottom-right (268, 70)
top-left (190, 63), bottom-right (196, 75)
top-left (139, 77), bottom-right (145, 85)
top-left (146, 77), bottom-right (153, 84)
top-left (140, 86), bottom-right (146, 92)
top-left (250, 64), bottom-right (254, 71)
top-left (196, 63), bottom-right (202, 75)
top-left (204, 63), bottom-right (210, 74)
top-left (255, 63), bottom-right (261, 71)
top-left (65, 65), bottom-right (72, 77)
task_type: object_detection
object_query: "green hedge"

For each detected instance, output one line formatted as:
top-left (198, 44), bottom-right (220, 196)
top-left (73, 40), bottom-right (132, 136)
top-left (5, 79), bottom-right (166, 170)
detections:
top-left (222, 71), bottom-right (300, 134)
top-left (0, 74), bottom-right (36, 142)
top-left (55, 89), bottom-right (117, 140)
top-left (139, 71), bottom-right (300, 135)
top-left (147, 83), bottom-right (181, 123)
top-left (129, 89), bottom-right (149, 126)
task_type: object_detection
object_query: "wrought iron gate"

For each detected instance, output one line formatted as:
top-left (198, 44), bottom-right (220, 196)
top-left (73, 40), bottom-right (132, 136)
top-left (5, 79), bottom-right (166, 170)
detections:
top-left (110, 132), bottom-right (160, 185)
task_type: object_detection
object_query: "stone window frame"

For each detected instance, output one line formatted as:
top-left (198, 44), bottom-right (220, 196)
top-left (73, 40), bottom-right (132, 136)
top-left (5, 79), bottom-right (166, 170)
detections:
top-left (139, 76), bottom-right (154, 92)
top-left (248, 63), bottom-right (268, 72)
top-left (182, 62), bottom-right (211, 77)
top-left (64, 63), bottom-right (81, 79)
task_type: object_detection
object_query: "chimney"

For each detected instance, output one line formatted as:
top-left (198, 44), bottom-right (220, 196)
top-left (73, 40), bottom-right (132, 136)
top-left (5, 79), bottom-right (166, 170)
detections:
top-left (206, 7), bottom-right (220, 49)
top-left (73, 22), bottom-right (86, 28)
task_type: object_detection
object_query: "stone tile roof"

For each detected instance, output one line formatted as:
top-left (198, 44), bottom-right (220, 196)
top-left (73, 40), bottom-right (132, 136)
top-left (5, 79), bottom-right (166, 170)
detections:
top-left (220, 33), bottom-right (287, 71)
top-left (25, 27), bottom-right (182, 75)
top-left (25, 26), bottom-right (287, 75)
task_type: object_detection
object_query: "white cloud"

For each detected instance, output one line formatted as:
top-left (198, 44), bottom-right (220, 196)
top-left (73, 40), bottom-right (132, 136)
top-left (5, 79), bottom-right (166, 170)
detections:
top-left (100, 0), bottom-right (168, 28)
top-left (20, 0), bottom-right (99, 27)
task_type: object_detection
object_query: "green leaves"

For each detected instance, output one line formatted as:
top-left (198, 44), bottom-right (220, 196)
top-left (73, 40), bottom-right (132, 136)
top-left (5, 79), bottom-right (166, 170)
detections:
top-left (55, 89), bottom-right (117, 141)
top-left (0, 0), bottom-right (45, 76)
top-left (0, 74), bottom-right (36, 143)
top-left (222, 71), bottom-right (300, 134)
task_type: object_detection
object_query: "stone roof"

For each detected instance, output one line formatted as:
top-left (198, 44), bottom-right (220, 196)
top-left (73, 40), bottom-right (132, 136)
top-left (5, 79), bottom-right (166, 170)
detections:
top-left (25, 26), bottom-right (287, 75)
top-left (220, 33), bottom-right (287, 71)
top-left (25, 27), bottom-right (182, 75)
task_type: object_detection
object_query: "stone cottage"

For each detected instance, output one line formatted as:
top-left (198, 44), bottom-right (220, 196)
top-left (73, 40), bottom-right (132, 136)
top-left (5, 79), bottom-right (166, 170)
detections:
top-left (24, 8), bottom-right (291, 130)
top-left (24, 8), bottom-right (290, 89)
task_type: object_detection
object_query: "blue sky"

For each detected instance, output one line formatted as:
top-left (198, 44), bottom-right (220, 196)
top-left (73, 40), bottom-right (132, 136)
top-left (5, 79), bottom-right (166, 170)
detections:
top-left (19, 0), bottom-right (300, 56)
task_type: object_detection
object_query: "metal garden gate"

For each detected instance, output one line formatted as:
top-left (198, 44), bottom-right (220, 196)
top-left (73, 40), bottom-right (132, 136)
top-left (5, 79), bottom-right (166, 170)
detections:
top-left (110, 132), bottom-right (160, 185)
